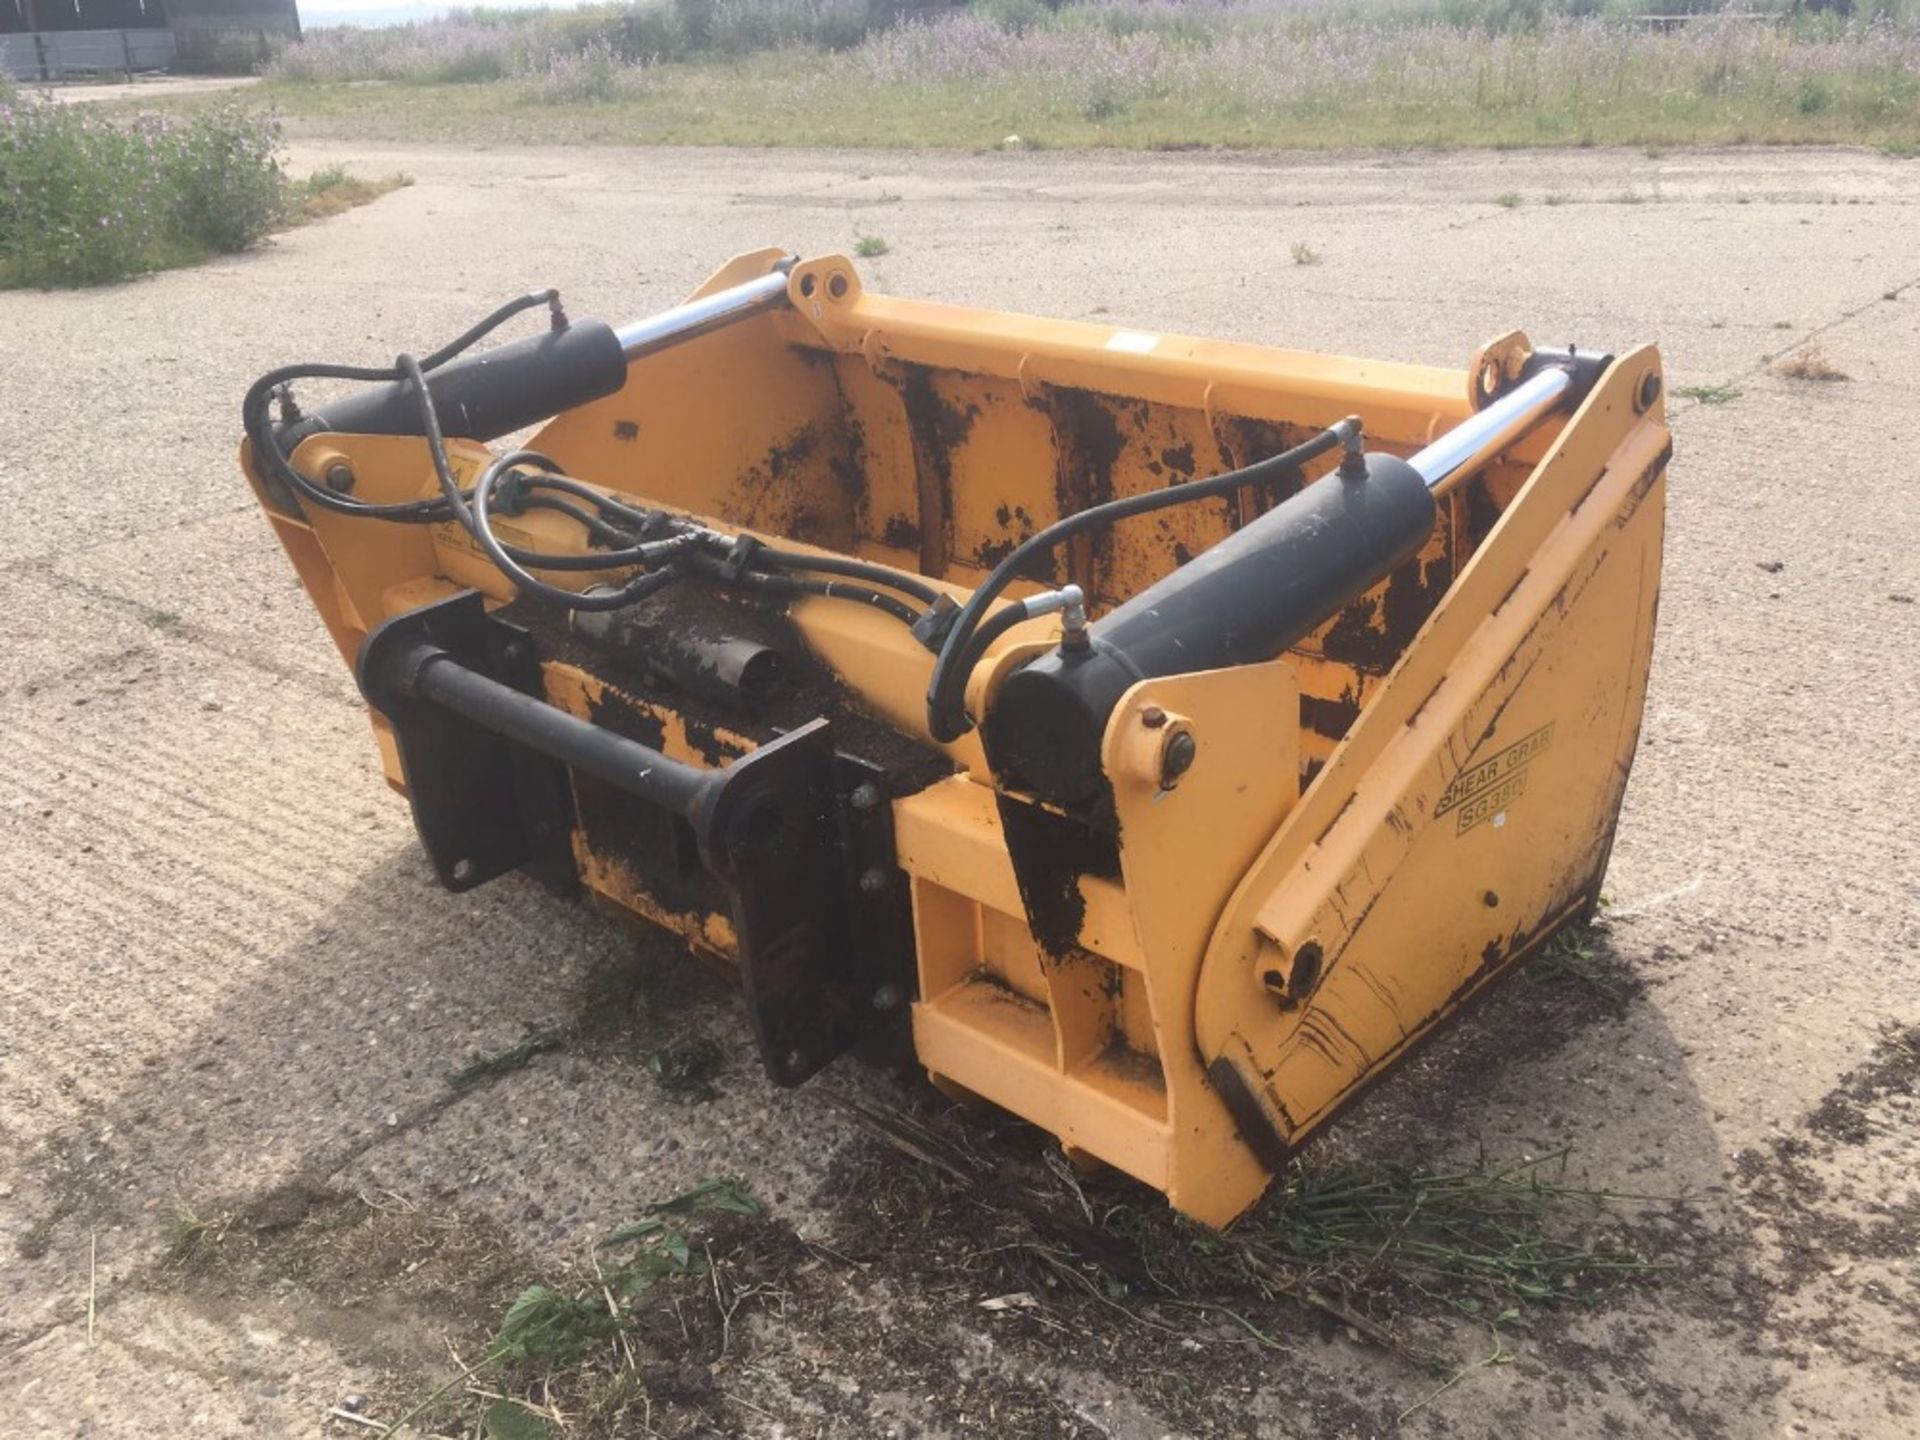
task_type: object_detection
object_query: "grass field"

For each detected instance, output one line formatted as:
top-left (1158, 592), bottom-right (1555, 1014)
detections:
top-left (233, 2), bottom-right (1920, 152)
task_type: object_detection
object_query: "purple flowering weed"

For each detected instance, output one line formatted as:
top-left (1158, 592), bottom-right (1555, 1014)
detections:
top-left (0, 100), bottom-right (288, 288)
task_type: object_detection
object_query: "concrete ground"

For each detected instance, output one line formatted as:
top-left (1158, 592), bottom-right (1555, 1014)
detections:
top-left (1, 142), bottom-right (1916, 1437)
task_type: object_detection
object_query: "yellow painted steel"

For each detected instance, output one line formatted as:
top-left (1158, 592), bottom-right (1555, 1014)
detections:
top-left (242, 250), bottom-right (1667, 1226)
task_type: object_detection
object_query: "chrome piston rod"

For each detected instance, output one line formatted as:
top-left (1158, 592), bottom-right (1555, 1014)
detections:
top-left (1407, 365), bottom-right (1576, 497)
top-left (616, 266), bottom-right (795, 361)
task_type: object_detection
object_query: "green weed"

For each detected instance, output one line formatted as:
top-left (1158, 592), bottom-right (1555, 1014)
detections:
top-left (1673, 383), bottom-right (1740, 404)
top-left (296, 168), bottom-right (412, 221)
top-left (166, 105), bottom-right (286, 254)
top-left (303, 160), bottom-right (352, 193)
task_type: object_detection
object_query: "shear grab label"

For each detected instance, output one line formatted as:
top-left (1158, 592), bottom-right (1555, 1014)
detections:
top-left (1436, 723), bottom-right (1554, 834)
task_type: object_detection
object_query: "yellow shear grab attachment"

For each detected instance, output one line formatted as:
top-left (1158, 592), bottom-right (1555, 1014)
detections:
top-left (242, 251), bottom-right (1667, 1225)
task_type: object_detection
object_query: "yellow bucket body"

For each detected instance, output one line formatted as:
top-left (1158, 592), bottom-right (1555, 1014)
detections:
top-left (245, 251), bottom-right (1668, 1225)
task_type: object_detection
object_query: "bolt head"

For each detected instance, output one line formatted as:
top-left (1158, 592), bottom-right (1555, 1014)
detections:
top-left (323, 461), bottom-right (355, 494)
top-left (1635, 370), bottom-right (1662, 413)
top-left (1160, 731), bottom-right (1198, 787)
top-left (1141, 705), bottom-right (1168, 730)
top-left (858, 866), bottom-right (889, 894)
top-left (850, 782), bottom-right (882, 811)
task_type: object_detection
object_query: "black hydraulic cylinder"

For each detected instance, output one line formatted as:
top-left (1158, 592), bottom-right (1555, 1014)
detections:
top-left (572, 604), bottom-right (785, 716)
top-left (280, 319), bottom-right (628, 445)
top-left (984, 452), bottom-right (1436, 806)
top-left (380, 637), bottom-right (718, 822)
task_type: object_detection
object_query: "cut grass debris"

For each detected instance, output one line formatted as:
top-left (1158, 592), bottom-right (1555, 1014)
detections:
top-left (646, 1037), bottom-right (726, 1101)
top-left (1224, 1149), bottom-right (1661, 1319)
top-left (841, 1092), bottom-right (1668, 1369)
top-left (1774, 345), bottom-right (1850, 382)
top-left (447, 1028), bottom-right (562, 1090)
top-left (1494, 191), bottom-right (1524, 209)
top-left (162, 1208), bottom-right (231, 1270)
top-left (1526, 918), bottom-right (1635, 1001)
top-left (375, 1178), bottom-right (773, 1439)
top-left (853, 234), bottom-right (890, 258)
top-left (1674, 383), bottom-right (1741, 405)
top-left (1290, 241), bottom-right (1321, 266)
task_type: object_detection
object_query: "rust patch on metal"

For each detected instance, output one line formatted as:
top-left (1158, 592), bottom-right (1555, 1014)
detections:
top-left (880, 514), bottom-right (921, 552)
top-left (974, 502), bottom-right (1040, 573)
top-left (829, 415), bottom-right (870, 518)
top-left (1044, 387), bottom-right (1128, 595)
top-left (1299, 686), bottom-right (1363, 743)
top-left (1212, 415), bottom-right (1311, 530)
top-left (577, 682), bottom-right (719, 922)
top-left (1320, 555), bottom-right (1453, 674)
top-left (892, 364), bottom-right (976, 578)
top-left (722, 421), bottom-right (836, 545)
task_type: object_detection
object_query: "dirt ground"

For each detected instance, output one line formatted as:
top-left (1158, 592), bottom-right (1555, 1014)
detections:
top-left (35, 75), bottom-right (259, 106)
top-left (2, 141), bottom-right (1916, 1438)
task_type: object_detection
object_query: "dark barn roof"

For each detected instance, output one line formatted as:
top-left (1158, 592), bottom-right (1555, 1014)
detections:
top-left (1, 0), bottom-right (299, 35)
top-left (3, 0), bottom-right (169, 33)
top-left (160, 0), bottom-right (298, 31)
